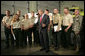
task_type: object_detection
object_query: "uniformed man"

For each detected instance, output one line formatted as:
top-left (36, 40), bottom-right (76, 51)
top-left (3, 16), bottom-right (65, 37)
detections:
top-left (52, 9), bottom-right (62, 50)
top-left (17, 10), bottom-right (23, 21)
top-left (11, 14), bottom-right (21, 48)
top-left (2, 10), bottom-right (14, 48)
top-left (30, 11), bottom-right (40, 46)
top-left (72, 9), bottom-right (83, 51)
top-left (35, 13), bottom-right (41, 45)
top-left (21, 14), bottom-right (32, 47)
top-left (62, 7), bottom-right (73, 49)
top-left (44, 9), bottom-right (53, 47)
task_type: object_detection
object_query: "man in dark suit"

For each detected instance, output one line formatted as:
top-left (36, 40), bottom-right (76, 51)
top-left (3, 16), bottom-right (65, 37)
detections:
top-left (38, 9), bottom-right (50, 53)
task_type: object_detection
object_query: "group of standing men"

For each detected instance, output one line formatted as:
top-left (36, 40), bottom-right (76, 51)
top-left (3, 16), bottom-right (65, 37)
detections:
top-left (2, 7), bottom-right (83, 53)
top-left (2, 10), bottom-right (40, 48)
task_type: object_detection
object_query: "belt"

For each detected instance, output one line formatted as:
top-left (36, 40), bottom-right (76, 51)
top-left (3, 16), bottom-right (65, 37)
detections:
top-left (53, 23), bottom-right (58, 26)
top-left (13, 28), bottom-right (21, 30)
top-left (63, 26), bottom-right (68, 27)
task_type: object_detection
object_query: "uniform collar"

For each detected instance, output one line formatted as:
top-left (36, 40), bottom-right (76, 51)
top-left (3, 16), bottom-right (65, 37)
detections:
top-left (64, 13), bottom-right (70, 16)
top-left (6, 16), bottom-right (11, 19)
top-left (31, 16), bottom-right (35, 19)
top-left (25, 18), bottom-right (28, 20)
top-left (54, 13), bottom-right (59, 16)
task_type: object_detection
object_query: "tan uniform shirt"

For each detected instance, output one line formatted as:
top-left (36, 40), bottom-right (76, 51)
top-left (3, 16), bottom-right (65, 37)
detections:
top-left (52, 13), bottom-right (62, 30)
top-left (21, 19), bottom-right (31, 29)
top-left (19, 16), bottom-right (23, 21)
top-left (2, 16), bottom-right (12, 26)
top-left (30, 16), bottom-right (36, 25)
top-left (11, 21), bottom-right (21, 29)
top-left (63, 13), bottom-right (73, 26)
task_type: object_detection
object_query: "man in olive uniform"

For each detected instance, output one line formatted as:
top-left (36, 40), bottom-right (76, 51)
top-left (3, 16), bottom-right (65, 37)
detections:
top-left (17, 10), bottom-right (23, 21)
top-left (2, 10), bottom-right (14, 48)
top-left (52, 9), bottom-right (62, 50)
top-left (62, 7), bottom-right (73, 48)
top-left (21, 14), bottom-right (32, 47)
top-left (35, 13), bottom-right (41, 45)
top-left (72, 9), bottom-right (83, 51)
top-left (30, 11), bottom-right (40, 46)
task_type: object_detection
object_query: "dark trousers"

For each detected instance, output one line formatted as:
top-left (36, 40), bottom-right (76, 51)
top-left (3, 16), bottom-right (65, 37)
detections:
top-left (13, 28), bottom-right (21, 47)
top-left (39, 29), bottom-right (49, 51)
top-left (22, 29), bottom-right (32, 47)
top-left (4, 26), bottom-right (14, 48)
top-left (21, 30), bottom-right (27, 46)
top-left (53, 32), bottom-right (58, 48)
top-left (79, 31), bottom-right (84, 54)
top-left (53, 30), bottom-right (62, 48)
top-left (48, 28), bottom-right (53, 46)
top-left (30, 27), bottom-right (40, 45)
top-left (61, 26), bottom-right (72, 48)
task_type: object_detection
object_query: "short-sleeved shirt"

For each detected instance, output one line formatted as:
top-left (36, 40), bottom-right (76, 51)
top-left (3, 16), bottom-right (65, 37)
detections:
top-left (2, 16), bottom-right (12, 26)
top-left (52, 13), bottom-right (60, 24)
top-left (30, 17), bottom-right (36, 25)
top-left (19, 16), bottom-right (24, 21)
top-left (11, 21), bottom-right (21, 29)
top-left (63, 13), bottom-right (73, 26)
top-left (52, 13), bottom-right (62, 30)
top-left (21, 19), bottom-right (31, 29)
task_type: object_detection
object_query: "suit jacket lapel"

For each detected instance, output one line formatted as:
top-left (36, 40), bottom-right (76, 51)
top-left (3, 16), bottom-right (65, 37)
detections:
top-left (41, 14), bottom-right (45, 24)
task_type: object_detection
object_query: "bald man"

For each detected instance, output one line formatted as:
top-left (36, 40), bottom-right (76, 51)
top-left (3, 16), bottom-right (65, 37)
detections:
top-left (17, 10), bottom-right (23, 21)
